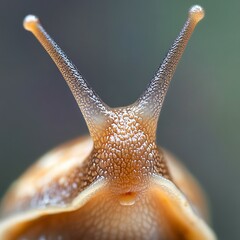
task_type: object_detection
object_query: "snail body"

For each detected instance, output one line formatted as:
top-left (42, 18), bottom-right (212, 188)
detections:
top-left (0, 5), bottom-right (216, 240)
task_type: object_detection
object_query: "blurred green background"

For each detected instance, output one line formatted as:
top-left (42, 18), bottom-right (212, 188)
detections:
top-left (0, 0), bottom-right (239, 239)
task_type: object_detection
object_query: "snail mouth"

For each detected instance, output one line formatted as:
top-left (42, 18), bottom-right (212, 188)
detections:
top-left (111, 182), bottom-right (149, 207)
top-left (118, 191), bottom-right (138, 206)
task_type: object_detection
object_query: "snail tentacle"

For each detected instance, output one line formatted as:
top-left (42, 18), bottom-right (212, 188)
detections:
top-left (23, 15), bottom-right (111, 137)
top-left (134, 5), bottom-right (204, 131)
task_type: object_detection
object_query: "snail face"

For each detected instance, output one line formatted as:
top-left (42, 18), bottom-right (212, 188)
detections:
top-left (0, 5), bottom-right (217, 240)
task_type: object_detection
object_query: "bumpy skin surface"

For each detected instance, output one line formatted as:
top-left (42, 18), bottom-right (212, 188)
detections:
top-left (88, 108), bottom-right (171, 193)
top-left (1, 108), bottom-right (170, 216)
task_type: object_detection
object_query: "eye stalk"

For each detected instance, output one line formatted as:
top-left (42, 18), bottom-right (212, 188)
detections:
top-left (189, 5), bottom-right (205, 23)
top-left (134, 5), bottom-right (204, 131)
top-left (23, 14), bottom-right (111, 138)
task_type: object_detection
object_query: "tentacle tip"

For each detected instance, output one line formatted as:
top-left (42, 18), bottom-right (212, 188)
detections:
top-left (189, 5), bottom-right (205, 23)
top-left (23, 15), bottom-right (39, 31)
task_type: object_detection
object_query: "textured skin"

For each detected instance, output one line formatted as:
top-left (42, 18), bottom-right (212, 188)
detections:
top-left (1, 107), bottom-right (170, 217)
top-left (89, 107), bottom-right (171, 193)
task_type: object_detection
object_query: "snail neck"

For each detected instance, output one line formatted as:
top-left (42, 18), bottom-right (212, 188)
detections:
top-left (89, 108), bottom-right (170, 195)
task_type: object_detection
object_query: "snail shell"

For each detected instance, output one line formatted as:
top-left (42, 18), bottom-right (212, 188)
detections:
top-left (0, 5), bottom-right (216, 240)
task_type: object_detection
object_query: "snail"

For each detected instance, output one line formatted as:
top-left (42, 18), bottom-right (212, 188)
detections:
top-left (0, 5), bottom-right (217, 240)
